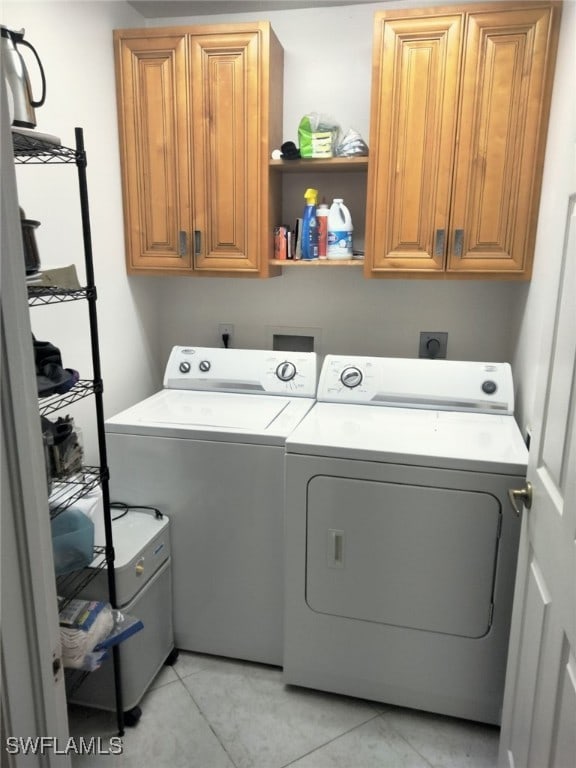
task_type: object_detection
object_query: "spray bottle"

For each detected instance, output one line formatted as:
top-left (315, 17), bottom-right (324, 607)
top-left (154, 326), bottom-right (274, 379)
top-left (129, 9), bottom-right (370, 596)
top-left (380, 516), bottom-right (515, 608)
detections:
top-left (301, 188), bottom-right (319, 260)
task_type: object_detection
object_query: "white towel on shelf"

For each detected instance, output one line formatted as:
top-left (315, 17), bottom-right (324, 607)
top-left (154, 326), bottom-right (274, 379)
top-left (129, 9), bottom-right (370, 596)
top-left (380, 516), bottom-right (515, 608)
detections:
top-left (59, 599), bottom-right (113, 669)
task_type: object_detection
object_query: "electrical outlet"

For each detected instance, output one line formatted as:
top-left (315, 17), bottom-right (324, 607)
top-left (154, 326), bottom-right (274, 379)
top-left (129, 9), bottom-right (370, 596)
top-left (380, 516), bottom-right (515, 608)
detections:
top-left (219, 323), bottom-right (234, 348)
top-left (419, 331), bottom-right (448, 359)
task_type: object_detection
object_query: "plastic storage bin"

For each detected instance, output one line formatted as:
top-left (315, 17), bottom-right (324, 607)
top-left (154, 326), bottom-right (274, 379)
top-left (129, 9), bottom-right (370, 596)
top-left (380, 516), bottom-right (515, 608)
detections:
top-left (51, 508), bottom-right (94, 575)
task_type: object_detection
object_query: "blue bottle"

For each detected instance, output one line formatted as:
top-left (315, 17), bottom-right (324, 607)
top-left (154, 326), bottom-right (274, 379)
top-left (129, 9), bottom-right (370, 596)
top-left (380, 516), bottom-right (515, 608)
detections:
top-left (301, 188), bottom-right (319, 260)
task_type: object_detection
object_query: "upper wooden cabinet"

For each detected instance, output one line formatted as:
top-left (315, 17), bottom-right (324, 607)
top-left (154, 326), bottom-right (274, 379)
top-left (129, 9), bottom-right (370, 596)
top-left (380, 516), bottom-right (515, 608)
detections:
top-left (113, 24), bottom-right (283, 276)
top-left (365, 2), bottom-right (561, 279)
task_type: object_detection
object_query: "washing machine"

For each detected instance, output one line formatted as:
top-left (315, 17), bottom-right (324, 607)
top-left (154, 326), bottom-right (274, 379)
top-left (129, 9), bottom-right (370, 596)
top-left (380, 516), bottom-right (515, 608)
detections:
top-left (284, 355), bottom-right (528, 725)
top-left (105, 346), bottom-right (317, 666)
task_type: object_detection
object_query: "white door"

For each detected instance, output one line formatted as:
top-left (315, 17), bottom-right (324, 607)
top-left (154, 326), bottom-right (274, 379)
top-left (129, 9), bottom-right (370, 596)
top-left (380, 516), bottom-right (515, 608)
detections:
top-left (498, 196), bottom-right (576, 767)
top-left (1, 77), bottom-right (70, 765)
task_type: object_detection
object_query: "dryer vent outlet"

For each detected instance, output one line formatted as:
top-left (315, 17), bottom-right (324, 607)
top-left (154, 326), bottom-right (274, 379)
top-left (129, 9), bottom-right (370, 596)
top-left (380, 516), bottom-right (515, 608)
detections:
top-left (419, 332), bottom-right (448, 359)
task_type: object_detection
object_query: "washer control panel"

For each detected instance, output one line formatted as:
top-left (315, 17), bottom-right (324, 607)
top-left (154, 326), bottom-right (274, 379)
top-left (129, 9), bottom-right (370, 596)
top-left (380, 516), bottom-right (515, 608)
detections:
top-left (318, 355), bottom-right (515, 414)
top-left (163, 347), bottom-right (317, 397)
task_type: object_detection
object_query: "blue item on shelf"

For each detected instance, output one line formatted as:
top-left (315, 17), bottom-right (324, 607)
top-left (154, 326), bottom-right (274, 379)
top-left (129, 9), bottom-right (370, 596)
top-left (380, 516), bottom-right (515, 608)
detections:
top-left (51, 508), bottom-right (94, 575)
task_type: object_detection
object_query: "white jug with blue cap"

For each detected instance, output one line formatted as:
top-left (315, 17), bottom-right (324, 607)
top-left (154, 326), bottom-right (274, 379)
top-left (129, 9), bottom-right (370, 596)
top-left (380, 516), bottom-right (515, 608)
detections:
top-left (327, 198), bottom-right (353, 260)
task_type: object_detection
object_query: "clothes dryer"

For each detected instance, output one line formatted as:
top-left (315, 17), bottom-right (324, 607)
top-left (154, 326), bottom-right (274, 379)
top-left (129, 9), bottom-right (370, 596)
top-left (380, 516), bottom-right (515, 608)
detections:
top-left (284, 356), bottom-right (528, 724)
top-left (105, 347), bottom-right (317, 666)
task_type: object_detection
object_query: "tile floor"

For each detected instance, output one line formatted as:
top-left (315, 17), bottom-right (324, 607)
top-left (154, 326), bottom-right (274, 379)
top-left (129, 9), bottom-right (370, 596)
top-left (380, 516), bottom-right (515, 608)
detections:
top-left (68, 652), bottom-right (500, 768)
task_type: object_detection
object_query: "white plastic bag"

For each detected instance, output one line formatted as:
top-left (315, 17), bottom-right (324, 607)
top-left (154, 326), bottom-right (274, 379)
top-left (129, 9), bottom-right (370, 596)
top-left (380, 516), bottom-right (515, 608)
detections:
top-left (335, 128), bottom-right (369, 157)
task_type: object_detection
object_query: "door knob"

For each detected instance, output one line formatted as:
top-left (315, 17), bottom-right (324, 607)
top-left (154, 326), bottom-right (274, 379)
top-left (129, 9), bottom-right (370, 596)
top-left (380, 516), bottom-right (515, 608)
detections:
top-left (508, 482), bottom-right (532, 516)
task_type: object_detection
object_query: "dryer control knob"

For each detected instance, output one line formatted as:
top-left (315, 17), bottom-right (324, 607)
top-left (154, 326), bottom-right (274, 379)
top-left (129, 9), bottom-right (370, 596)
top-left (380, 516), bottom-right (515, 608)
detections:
top-left (482, 380), bottom-right (497, 395)
top-left (179, 361), bottom-right (191, 373)
top-left (199, 360), bottom-right (211, 373)
top-left (276, 361), bottom-right (297, 382)
top-left (341, 366), bottom-right (363, 388)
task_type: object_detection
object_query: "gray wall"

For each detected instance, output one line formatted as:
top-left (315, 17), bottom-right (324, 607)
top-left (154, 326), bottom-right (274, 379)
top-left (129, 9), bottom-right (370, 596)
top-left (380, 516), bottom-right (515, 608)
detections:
top-left (3, 0), bottom-right (572, 457)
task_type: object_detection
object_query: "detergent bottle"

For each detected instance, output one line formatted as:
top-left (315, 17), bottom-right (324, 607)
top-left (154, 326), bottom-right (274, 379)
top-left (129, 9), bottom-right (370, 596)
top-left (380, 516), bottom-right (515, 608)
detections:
top-left (327, 198), bottom-right (353, 259)
top-left (301, 188), bottom-right (319, 260)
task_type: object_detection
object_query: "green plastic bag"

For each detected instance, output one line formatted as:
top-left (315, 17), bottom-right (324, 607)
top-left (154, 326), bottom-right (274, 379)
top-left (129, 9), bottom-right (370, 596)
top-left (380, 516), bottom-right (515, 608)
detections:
top-left (298, 113), bottom-right (340, 158)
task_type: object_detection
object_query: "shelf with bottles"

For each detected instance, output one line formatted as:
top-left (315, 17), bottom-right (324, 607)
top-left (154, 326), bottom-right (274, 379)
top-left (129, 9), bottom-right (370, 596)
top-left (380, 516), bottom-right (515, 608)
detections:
top-left (271, 170), bottom-right (367, 268)
top-left (269, 257), bottom-right (363, 267)
top-left (269, 157), bottom-right (368, 173)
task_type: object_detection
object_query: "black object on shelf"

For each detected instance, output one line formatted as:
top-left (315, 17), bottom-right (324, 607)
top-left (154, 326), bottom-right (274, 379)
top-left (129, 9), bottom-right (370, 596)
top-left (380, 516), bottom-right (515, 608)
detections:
top-left (16, 127), bottom-right (125, 736)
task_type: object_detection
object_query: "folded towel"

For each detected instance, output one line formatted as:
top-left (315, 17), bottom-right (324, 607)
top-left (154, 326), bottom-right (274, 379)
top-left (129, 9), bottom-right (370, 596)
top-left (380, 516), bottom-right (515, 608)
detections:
top-left (59, 599), bottom-right (114, 669)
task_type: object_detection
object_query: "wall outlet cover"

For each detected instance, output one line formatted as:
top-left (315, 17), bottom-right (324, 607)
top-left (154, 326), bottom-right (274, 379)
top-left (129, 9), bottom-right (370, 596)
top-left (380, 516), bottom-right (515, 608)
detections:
top-left (419, 331), bottom-right (448, 359)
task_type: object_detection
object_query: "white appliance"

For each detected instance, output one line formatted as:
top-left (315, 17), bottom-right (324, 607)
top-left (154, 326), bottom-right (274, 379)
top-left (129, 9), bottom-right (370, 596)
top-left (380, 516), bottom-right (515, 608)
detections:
top-left (67, 511), bottom-right (174, 720)
top-left (105, 346), bottom-right (317, 666)
top-left (284, 356), bottom-right (528, 725)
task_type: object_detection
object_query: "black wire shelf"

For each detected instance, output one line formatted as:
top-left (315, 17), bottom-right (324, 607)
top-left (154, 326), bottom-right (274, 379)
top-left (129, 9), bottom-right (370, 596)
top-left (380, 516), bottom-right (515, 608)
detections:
top-left (56, 546), bottom-right (107, 611)
top-left (27, 284), bottom-right (95, 306)
top-left (13, 130), bottom-right (78, 164)
top-left (21, 125), bottom-right (125, 732)
top-left (59, 544), bottom-right (109, 697)
top-left (39, 379), bottom-right (101, 417)
top-left (49, 466), bottom-right (104, 519)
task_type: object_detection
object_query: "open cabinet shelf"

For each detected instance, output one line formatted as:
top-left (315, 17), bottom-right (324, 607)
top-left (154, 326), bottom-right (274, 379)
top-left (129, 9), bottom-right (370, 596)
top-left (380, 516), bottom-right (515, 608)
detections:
top-left (269, 259), bottom-right (363, 267)
top-left (269, 157), bottom-right (368, 173)
top-left (269, 155), bottom-right (369, 270)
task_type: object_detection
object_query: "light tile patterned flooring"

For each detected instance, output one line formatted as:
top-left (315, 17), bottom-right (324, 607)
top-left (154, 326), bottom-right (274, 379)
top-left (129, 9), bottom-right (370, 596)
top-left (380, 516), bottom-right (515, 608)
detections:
top-left (69, 652), bottom-right (499, 768)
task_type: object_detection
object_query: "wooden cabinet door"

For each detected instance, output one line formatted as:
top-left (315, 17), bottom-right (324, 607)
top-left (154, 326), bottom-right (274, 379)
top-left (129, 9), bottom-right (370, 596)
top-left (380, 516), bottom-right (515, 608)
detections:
top-left (365, 13), bottom-right (463, 274)
top-left (190, 30), bottom-right (263, 273)
top-left (448, 5), bottom-right (559, 275)
top-left (114, 33), bottom-right (193, 273)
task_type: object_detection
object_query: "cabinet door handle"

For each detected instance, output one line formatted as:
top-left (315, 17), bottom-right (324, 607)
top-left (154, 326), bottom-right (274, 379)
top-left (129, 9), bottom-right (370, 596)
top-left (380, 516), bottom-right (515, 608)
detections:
top-left (453, 229), bottom-right (464, 257)
top-left (434, 229), bottom-right (445, 257)
top-left (194, 230), bottom-right (202, 256)
top-left (178, 231), bottom-right (187, 257)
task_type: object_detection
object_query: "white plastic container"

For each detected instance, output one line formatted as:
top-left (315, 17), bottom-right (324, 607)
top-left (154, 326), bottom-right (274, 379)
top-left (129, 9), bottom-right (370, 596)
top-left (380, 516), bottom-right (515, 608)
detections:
top-left (327, 198), bottom-right (353, 259)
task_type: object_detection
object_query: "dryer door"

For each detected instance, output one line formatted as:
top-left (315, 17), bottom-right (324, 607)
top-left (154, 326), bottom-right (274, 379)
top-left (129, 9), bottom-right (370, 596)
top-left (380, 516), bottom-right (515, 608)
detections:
top-left (306, 476), bottom-right (501, 638)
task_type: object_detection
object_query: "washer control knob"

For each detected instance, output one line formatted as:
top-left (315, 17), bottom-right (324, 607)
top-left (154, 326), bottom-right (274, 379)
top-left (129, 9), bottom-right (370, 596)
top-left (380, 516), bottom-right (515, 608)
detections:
top-left (341, 366), bottom-right (363, 388)
top-left (179, 361), bottom-right (191, 374)
top-left (199, 360), bottom-right (211, 373)
top-left (482, 380), bottom-right (497, 395)
top-left (276, 361), bottom-right (297, 382)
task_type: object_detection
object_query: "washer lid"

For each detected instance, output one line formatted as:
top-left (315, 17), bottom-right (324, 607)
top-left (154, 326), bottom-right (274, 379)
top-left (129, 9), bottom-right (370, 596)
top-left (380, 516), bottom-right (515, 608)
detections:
top-left (286, 402), bottom-right (528, 473)
top-left (105, 389), bottom-right (315, 445)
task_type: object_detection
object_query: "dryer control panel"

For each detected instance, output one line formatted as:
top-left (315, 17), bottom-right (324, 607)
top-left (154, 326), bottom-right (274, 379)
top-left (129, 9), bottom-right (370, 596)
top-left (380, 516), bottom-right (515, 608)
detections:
top-left (318, 356), bottom-right (514, 414)
top-left (163, 347), bottom-right (317, 397)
